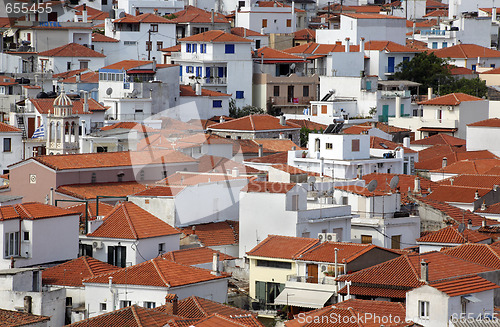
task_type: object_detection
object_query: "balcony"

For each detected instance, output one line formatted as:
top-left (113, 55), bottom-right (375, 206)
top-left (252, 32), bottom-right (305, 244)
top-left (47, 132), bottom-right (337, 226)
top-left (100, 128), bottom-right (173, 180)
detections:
top-left (270, 96), bottom-right (314, 106)
top-left (287, 274), bottom-right (336, 285)
top-left (305, 67), bottom-right (327, 76)
top-left (379, 90), bottom-right (411, 99)
top-left (181, 76), bottom-right (227, 86)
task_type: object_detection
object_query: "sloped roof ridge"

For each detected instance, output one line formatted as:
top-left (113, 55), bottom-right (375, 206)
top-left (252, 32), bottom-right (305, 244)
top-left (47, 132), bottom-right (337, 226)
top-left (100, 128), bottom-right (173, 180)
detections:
top-left (405, 254), bottom-right (422, 282)
top-left (152, 259), bottom-right (170, 287)
top-left (122, 203), bottom-right (138, 239)
top-left (193, 296), bottom-right (208, 316)
top-left (130, 305), bottom-right (142, 327)
top-left (15, 204), bottom-right (32, 219)
top-left (82, 256), bottom-right (94, 278)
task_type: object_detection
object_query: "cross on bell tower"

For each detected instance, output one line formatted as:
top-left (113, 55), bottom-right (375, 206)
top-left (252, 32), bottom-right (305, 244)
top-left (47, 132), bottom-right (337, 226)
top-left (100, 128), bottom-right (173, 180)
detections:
top-left (46, 90), bottom-right (80, 155)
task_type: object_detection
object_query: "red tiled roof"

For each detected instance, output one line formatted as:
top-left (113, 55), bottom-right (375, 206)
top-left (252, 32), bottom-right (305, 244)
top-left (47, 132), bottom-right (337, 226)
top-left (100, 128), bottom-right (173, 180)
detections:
top-left (417, 225), bottom-right (490, 244)
top-left (83, 256), bottom-right (228, 287)
top-left (334, 299), bottom-right (408, 325)
top-left (160, 44), bottom-right (181, 53)
top-left (270, 164), bottom-right (307, 174)
top-left (53, 68), bottom-right (87, 79)
top-left (159, 172), bottom-right (255, 187)
top-left (423, 9), bottom-right (448, 17)
top-left (74, 4), bottom-right (109, 21)
top-left (28, 150), bottom-right (194, 170)
top-left (242, 181), bottom-right (297, 193)
top-left (427, 0), bottom-right (448, 9)
top-left (449, 65), bottom-right (474, 75)
top-left (245, 151), bottom-right (289, 164)
top-left (65, 202), bottom-right (115, 220)
top-left (416, 147), bottom-right (496, 171)
top-left (209, 115), bottom-right (300, 131)
top-left (426, 185), bottom-right (490, 203)
top-left (186, 314), bottom-right (262, 327)
top-left (432, 43), bottom-right (500, 59)
top-left (132, 185), bottom-right (185, 197)
top-left (163, 247), bottom-right (235, 266)
top-left (293, 28), bottom-right (315, 40)
top-left (0, 202), bottom-right (77, 221)
top-left (0, 309), bottom-right (50, 326)
top-left (431, 158), bottom-right (500, 174)
top-left (283, 42), bottom-right (360, 55)
top-left (468, 118), bottom-right (500, 127)
top-left (438, 174), bottom-right (500, 189)
top-left (100, 122), bottom-right (159, 133)
top-left (441, 243), bottom-right (500, 269)
top-left (231, 27), bottom-right (265, 37)
top-left (181, 221), bottom-right (239, 247)
top-left (92, 32), bottom-right (119, 42)
top-left (179, 30), bottom-right (251, 43)
top-left (343, 13), bottom-right (405, 19)
top-left (287, 119), bottom-right (328, 131)
top-left (0, 122), bottom-right (21, 133)
top-left (412, 133), bottom-right (466, 146)
top-left (87, 202), bottom-right (179, 239)
top-left (101, 60), bottom-right (152, 71)
top-left (365, 40), bottom-right (420, 52)
top-left (358, 121), bottom-right (410, 133)
top-left (256, 1), bottom-right (305, 12)
top-left (477, 201), bottom-right (500, 214)
top-left (362, 173), bottom-right (437, 195)
top-left (246, 235), bottom-right (319, 259)
top-left (38, 42), bottom-right (105, 57)
top-left (62, 71), bottom-right (99, 84)
top-left (253, 47), bottom-right (305, 61)
top-left (418, 92), bottom-right (484, 105)
top-left (42, 256), bottom-right (119, 287)
top-left (370, 136), bottom-right (416, 153)
top-left (179, 85), bottom-right (231, 97)
top-left (113, 12), bottom-right (173, 24)
top-left (29, 97), bottom-right (106, 114)
top-left (297, 241), bottom-right (399, 263)
top-left (430, 274), bottom-right (500, 296)
top-left (198, 155), bottom-right (261, 174)
top-left (335, 184), bottom-right (391, 197)
top-left (56, 182), bottom-right (148, 200)
top-left (337, 285), bottom-right (408, 299)
top-left (67, 305), bottom-right (173, 327)
top-left (169, 6), bottom-right (230, 24)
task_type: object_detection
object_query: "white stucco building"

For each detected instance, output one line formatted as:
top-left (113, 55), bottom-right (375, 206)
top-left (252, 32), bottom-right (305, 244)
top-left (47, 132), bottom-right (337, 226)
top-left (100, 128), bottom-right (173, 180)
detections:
top-left (466, 118), bottom-right (500, 156)
top-left (0, 122), bottom-right (22, 175)
top-left (37, 43), bottom-right (106, 75)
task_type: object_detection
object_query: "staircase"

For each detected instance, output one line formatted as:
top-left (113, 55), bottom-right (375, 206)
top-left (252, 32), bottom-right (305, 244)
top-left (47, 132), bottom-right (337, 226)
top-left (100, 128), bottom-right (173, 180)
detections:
top-left (17, 116), bottom-right (27, 139)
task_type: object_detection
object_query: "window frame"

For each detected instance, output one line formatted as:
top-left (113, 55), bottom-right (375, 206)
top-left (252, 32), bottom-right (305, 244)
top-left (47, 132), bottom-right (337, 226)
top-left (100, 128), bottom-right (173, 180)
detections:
top-left (225, 44), bottom-right (235, 54)
top-left (213, 100), bottom-right (223, 108)
top-left (235, 91), bottom-right (244, 99)
top-left (3, 138), bottom-right (11, 152)
top-left (150, 24), bottom-right (158, 32)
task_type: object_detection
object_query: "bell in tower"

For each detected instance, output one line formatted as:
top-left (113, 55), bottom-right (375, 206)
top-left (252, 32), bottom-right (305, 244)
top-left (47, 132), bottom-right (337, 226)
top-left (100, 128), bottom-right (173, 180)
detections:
top-left (46, 90), bottom-right (80, 155)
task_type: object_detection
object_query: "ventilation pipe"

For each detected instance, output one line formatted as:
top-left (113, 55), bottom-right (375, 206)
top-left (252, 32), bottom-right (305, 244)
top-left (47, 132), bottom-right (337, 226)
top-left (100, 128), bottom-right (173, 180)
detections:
top-left (211, 252), bottom-right (220, 276)
top-left (420, 259), bottom-right (428, 282)
top-left (345, 37), bottom-right (350, 52)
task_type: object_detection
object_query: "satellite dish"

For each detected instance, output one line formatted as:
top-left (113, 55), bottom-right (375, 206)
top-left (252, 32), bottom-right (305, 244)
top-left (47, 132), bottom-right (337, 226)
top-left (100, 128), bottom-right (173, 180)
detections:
top-left (458, 223), bottom-right (465, 233)
top-left (366, 180), bottom-right (378, 192)
top-left (106, 87), bottom-right (113, 96)
top-left (290, 63), bottom-right (296, 71)
top-left (308, 176), bottom-right (316, 184)
top-left (389, 176), bottom-right (399, 189)
top-left (119, 11), bottom-right (126, 18)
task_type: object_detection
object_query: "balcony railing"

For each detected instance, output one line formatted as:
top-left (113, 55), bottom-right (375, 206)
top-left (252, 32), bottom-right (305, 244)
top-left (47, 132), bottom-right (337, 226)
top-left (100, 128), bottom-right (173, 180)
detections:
top-left (306, 67), bottom-right (327, 76)
top-left (270, 96), bottom-right (314, 106)
top-left (287, 274), bottom-right (336, 285)
top-left (380, 90), bottom-right (411, 98)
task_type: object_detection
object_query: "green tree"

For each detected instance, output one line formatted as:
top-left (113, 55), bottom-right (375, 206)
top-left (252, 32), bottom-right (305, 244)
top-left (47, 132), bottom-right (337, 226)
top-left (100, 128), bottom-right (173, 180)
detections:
top-left (299, 127), bottom-right (323, 147)
top-left (228, 99), bottom-right (265, 118)
top-left (440, 77), bottom-right (487, 98)
top-left (394, 51), bottom-right (451, 92)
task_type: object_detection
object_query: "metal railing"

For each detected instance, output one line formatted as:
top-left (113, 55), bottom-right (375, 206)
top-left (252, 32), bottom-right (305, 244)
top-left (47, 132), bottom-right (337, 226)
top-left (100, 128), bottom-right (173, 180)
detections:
top-left (287, 274), bottom-right (336, 285)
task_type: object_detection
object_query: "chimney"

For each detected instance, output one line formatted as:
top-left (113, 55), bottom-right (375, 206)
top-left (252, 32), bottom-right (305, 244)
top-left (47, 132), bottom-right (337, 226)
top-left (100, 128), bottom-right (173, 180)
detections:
top-left (108, 276), bottom-right (113, 290)
top-left (211, 251), bottom-right (220, 276)
top-left (211, 9), bottom-right (215, 25)
top-left (76, 73), bottom-right (80, 83)
top-left (152, 57), bottom-right (157, 72)
top-left (482, 217), bottom-right (487, 227)
top-left (279, 115), bottom-right (286, 126)
top-left (345, 37), bottom-right (350, 52)
top-left (10, 256), bottom-right (14, 268)
top-left (135, 8), bottom-right (140, 16)
top-left (195, 83), bottom-right (202, 96)
top-left (83, 91), bottom-right (89, 113)
top-left (231, 168), bottom-right (239, 177)
top-left (219, 116), bottom-right (225, 123)
top-left (371, 121), bottom-right (376, 128)
top-left (24, 296), bottom-right (32, 314)
top-left (474, 189), bottom-right (480, 200)
top-left (49, 187), bottom-right (54, 206)
top-left (428, 87), bottom-right (433, 100)
top-left (359, 37), bottom-right (365, 53)
top-left (414, 177), bottom-right (421, 193)
top-left (403, 136), bottom-right (410, 148)
top-left (292, 146), bottom-right (296, 150)
top-left (493, 7), bottom-right (497, 22)
top-left (82, 4), bottom-right (88, 23)
top-left (442, 157), bottom-right (447, 168)
top-left (258, 143), bottom-right (263, 157)
top-left (420, 259), bottom-right (428, 282)
top-left (191, 225), bottom-right (196, 234)
top-left (395, 96), bottom-right (401, 118)
top-left (335, 41), bottom-right (342, 45)
top-left (468, 218), bottom-right (473, 230)
top-left (291, 1), bottom-right (296, 33)
top-left (164, 294), bottom-right (178, 315)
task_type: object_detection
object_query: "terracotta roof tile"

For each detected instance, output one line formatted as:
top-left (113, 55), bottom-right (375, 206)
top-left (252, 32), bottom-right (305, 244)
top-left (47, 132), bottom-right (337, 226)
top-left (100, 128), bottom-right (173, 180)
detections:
top-left (293, 28), bottom-right (315, 40)
top-left (337, 285), bottom-right (408, 299)
top-left (100, 122), bottom-right (159, 133)
top-left (343, 13), bottom-right (405, 19)
top-left (362, 173), bottom-right (437, 196)
top-left (61, 71), bottom-right (99, 83)
top-left (198, 155), bottom-right (261, 174)
top-left (180, 221), bottom-right (239, 247)
top-left (426, 185), bottom-right (490, 203)
top-left (132, 185), bottom-right (185, 197)
top-left (270, 164), bottom-right (307, 174)
top-left (38, 43), bottom-right (105, 57)
top-left (432, 43), bottom-right (500, 59)
top-left (187, 314), bottom-right (261, 327)
top-left (179, 30), bottom-right (251, 43)
top-left (415, 147), bottom-right (495, 171)
top-left (101, 60), bottom-right (152, 71)
top-left (358, 121), bottom-right (410, 133)
top-left (74, 5), bottom-right (109, 21)
top-left (283, 42), bottom-right (360, 55)
top-left (370, 136), bottom-right (416, 153)
top-left (441, 243), bottom-right (500, 269)
top-left (0, 122), bottom-right (21, 133)
top-left (253, 47), bottom-right (305, 61)
top-left (162, 247), bottom-right (235, 266)
top-left (29, 97), bottom-right (106, 114)
top-left (169, 6), bottom-right (230, 24)
top-left (209, 115), bottom-right (300, 131)
top-left (83, 256), bottom-right (228, 287)
top-left (159, 172), bottom-right (255, 187)
top-left (67, 305), bottom-right (173, 327)
top-left (242, 181), bottom-right (297, 193)
top-left (87, 202), bottom-right (179, 239)
top-left (179, 85), bottom-right (231, 97)
top-left (113, 12), bottom-right (173, 24)
top-left (53, 68), bottom-right (87, 79)
top-left (42, 256), bottom-right (119, 287)
top-left (297, 242), bottom-right (399, 264)
top-left (56, 182), bottom-right (149, 200)
top-left (0, 309), bottom-right (50, 326)
top-left (468, 118), bottom-right (500, 127)
top-left (365, 40), bottom-right (419, 52)
top-left (423, 9), bottom-right (448, 17)
top-left (412, 133), bottom-right (466, 146)
top-left (430, 274), bottom-right (500, 296)
top-left (65, 202), bottom-right (115, 221)
top-left (231, 27), bottom-right (265, 37)
top-left (430, 158), bottom-right (500, 174)
top-left (477, 201), bottom-right (500, 214)
top-left (287, 119), bottom-right (328, 131)
top-left (245, 151), bottom-right (289, 164)
top-left (418, 92), bottom-right (484, 105)
top-left (246, 235), bottom-right (319, 259)
top-left (256, 1), bottom-right (305, 12)
top-left (417, 225), bottom-right (490, 244)
top-left (0, 202), bottom-right (77, 221)
top-left (161, 44), bottom-right (182, 53)
top-left (438, 174), bottom-right (500, 189)
top-left (449, 65), bottom-right (474, 75)
top-left (92, 32), bottom-right (118, 42)
top-left (427, 0), bottom-right (448, 9)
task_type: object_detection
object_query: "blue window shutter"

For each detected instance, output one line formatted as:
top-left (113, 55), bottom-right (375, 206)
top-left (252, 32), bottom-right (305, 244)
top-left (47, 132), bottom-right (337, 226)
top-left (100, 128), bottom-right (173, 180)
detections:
top-left (186, 44), bottom-right (191, 52)
top-left (400, 103), bottom-right (404, 116)
top-left (236, 91), bottom-right (244, 99)
top-left (180, 66), bottom-right (182, 76)
top-left (193, 44), bottom-right (197, 53)
top-left (225, 44), bottom-right (235, 54)
top-left (388, 57), bottom-right (395, 73)
top-left (196, 66), bottom-right (202, 77)
top-left (218, 67), bottom-right (224, 77)
top-left (213, 100), bottom-right (222, 108)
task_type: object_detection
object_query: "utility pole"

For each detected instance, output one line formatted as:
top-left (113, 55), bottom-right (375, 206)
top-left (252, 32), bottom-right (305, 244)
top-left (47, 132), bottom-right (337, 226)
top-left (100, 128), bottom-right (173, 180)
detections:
top-left (147, 29), bottom-right (152, 60)
top-left (327, 1), bottom-right (331, 29)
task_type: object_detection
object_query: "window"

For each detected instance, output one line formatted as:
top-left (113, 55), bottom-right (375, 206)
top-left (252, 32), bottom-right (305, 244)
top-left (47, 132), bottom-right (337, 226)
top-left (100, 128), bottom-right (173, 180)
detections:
top-left (236, 91), bottom-right (244, 99)
top-left (361, 235), bottom-right (372, 244)
top-left (286, 19), bottom-right (292, 27)
top-left (144, 301), bottom-right (156, 308)
top-left (262, 19), bottom-right (267, 28)
top-left (157, 41), bottom-right (163, 50)
top-left (442, 42), bottom-right (448, 48)
top-left (432, 42), bottom-right (438, 49)
top-left (472, 64), bottom-right (476, 71)
top-left (108, 245), bottom-right (126, 267)
top-left (200, 44), bottom-right (207, 53)
top-left (256, 259), bottom-right (292, 269)
top-left (23, 231), bottom-right (29, 241)
top-left (32, 271), bottom-right (39, 292)
top-left (146, 41), bottom-right (152, 51)
top-left (291, 194), bottom-right (299, 211)
top-left (100, 303), bottom-right (107, 311)
top-left (255, 281), bottom-right (284, 304)
top-left (321, 105), bottom-right (327, 114)
top-left (186, 43), bottom-right (191, 53)
top-left (179, 65), bottom-right (182, 76)
top-left (303, 85), bottom-right (309, 97)
top-left (124, 41), bottom-right (137, 46)
top-left (192, 44), bottom-right (197, 53)
top-left (3, 138), bottom-right (11, 152)
top-left (158, 243), bottom-right (165, 254)
top-left (67, 62), bottom-right (71, 70)
top-left (325, 143), bottom-right (333, 149)
top-left (403, 56), bottom-right (409, 62)
top-left (213, 100), bottom-right (222, 108)
top-left (196, 66), bottom-right (202, 77)
top-left (352, 139), bottom-right (360, 152)
top-left (80, 61), bottom-right (88, 69)
top-left (225, 44), bottom-right (235, 54)
top-left (186, 66), bottom-right (194, 73)
top-left (391, 235), bottom-right (401, 249)
top-left (150, 24), bottom-right (158, 32)
top-left (120, 300), bottom-right (132, 308)
top-left (4, 232), bottom-right (19, 257)
top-left (255, 40), bottom-right (261, 48)
top-left (79, 243), bottom-right (93, 257)
top-left (419, 300), bottom-right (429, 318)
top-left (273, 85), bottom-right (280, 96)
top-left (492, 64), bottom-right (496, 68)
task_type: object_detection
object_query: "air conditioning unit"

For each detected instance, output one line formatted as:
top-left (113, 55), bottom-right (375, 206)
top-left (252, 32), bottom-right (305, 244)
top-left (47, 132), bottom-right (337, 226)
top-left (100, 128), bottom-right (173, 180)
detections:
top-left (317, 233), bottom-right (326, 242)
top-left (325, 233), bottom-right (337, 242)
top-left (320, 264), bottom-right (328, 272)
top-left (92, 241), bottom-right (104, 249)
top-left (447, 106), bottom-right (453, 111)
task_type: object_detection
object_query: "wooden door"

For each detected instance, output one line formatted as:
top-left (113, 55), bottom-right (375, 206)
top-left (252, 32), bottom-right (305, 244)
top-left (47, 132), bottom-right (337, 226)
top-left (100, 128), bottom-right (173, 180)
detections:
top-left (306, 264), bottom-right (318, 283)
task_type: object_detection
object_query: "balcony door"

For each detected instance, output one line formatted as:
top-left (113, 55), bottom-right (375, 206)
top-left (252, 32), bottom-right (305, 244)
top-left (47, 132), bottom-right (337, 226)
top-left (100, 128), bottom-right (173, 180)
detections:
top-left (306, 264), bottom-right (318, 283)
